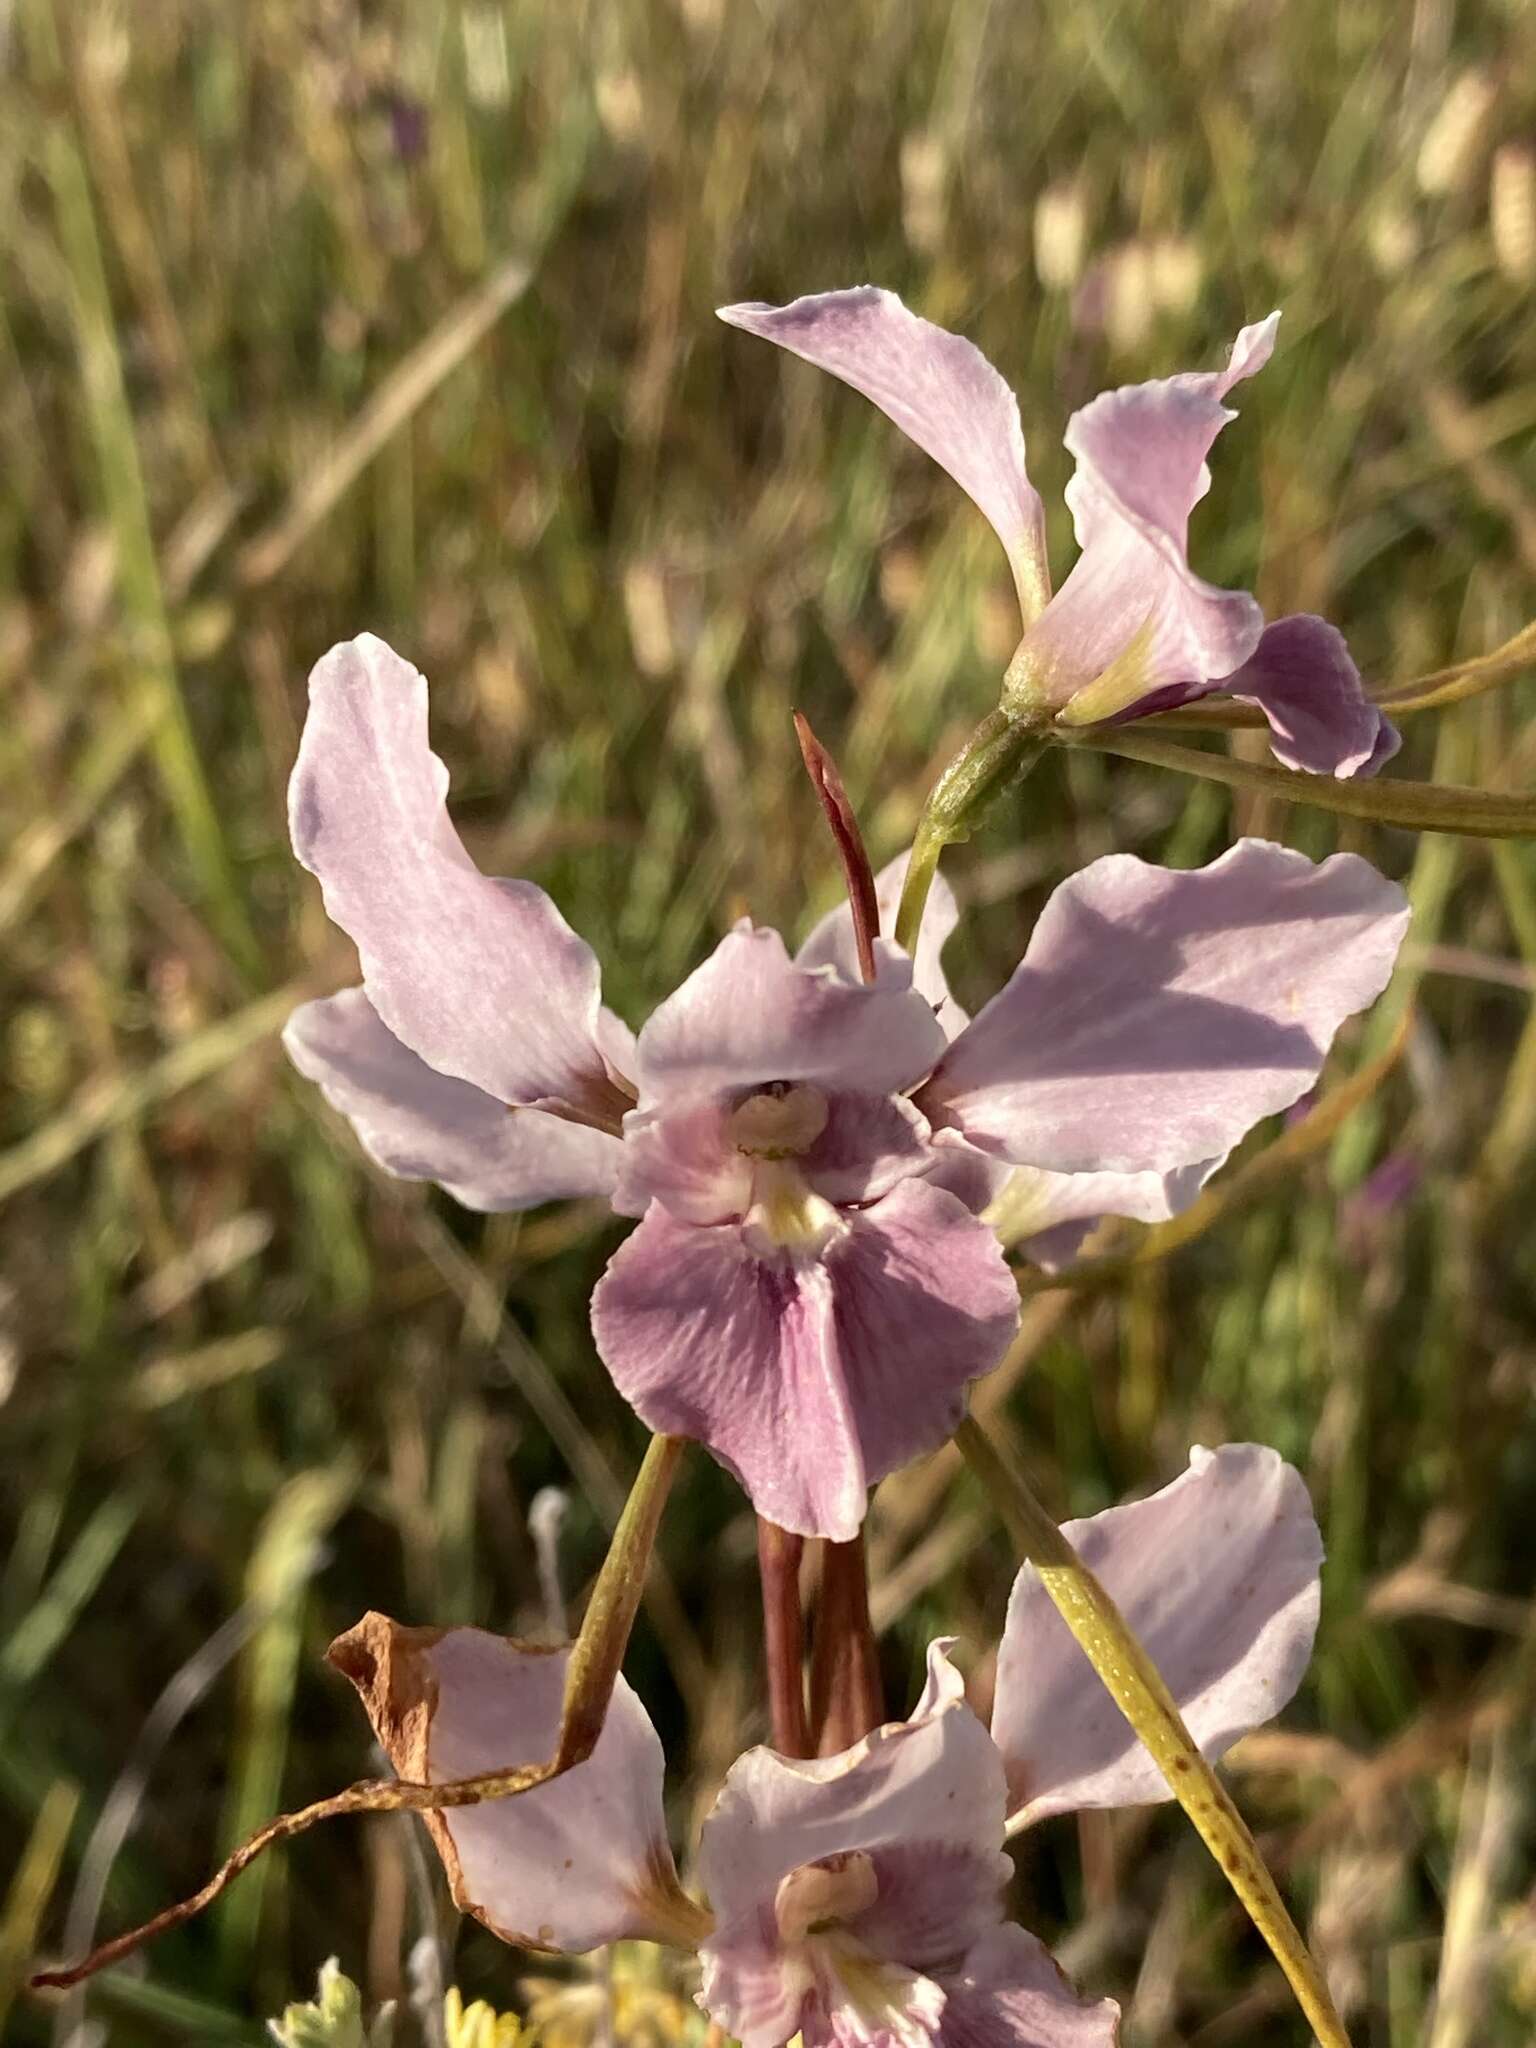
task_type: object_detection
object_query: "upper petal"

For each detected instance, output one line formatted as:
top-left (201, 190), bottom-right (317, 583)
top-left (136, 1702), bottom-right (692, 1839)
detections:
top-left (799, 853), bottom-right (968, 1038)
top-left (1224, 614), bottom-right (1403, 778)
top-left (285, 989), bottom-right (623, 1210)
top-left (697, 1644), bottom-right (1010, 2048)
top-left (290, 635), bottom-right (616, 1110)
top-left (718, 289), bottom-right (1049, 617)
top-left (635, 924), bottom-right (947, 1109)
top-left (590, 1179), bottom-right (1020, 1540)
top-left (991, 1445), bottom-right (1322, 1828)
top-left (938, 1926), bottom-right (1121, 2048)
top-left (1010, 320), bottom-right (1278, 716)
top-left (920, 840), bottom-right (1409, 1177)
top-left (327, 1614), bottom-right (685, 1951)
top-left (1064, 317), bottom-right (1278, 549)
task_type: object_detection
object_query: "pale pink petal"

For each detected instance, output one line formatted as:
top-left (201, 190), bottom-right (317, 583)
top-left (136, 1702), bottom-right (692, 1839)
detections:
top-left (920, 840), bottom-right (1409, 1177)
top-left (803, 1089), bottom-right (936, 1205)
top-left (611, 1098), bottom-right (753, 1225)
top-left (698, 1644), bottom-right (1009, 2048)
top-left (327, 1615), bottom-right (686, 1951)
top-left (983, 1159), bottom-right (1222, 1270)
top-left (635, 925), bottom-right (946, 1109)
top-left (1012, 320), bottom-right (1278, 714)
top-left (991, 1445), bottom-right (1322, 1828)
top-left (1013, 515), bottom-right (1264, 717)
top-left (799, 854), bottom-right (968, 1037)
top-left (1065, 317), bottom-right (1278, 547)
top-left (290, 636), bottom-right (616, 1113)
top-left (285, 990), bottom-right (622, 1210)
top-left (940, 1926), bottom-right (1121, 2048)
top-left (719, 289), bottom-right (1049, 615)
top-left (598, 1006), bottom-right (640, 1080)
top-left (1226, 615), bottom-right (1402, 778)
top-left (590, 1180), bottom-right (1020, 1540)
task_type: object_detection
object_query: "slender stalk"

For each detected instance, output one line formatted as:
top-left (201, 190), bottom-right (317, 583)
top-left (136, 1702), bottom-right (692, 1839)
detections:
top-left (957, 1416), bottom-right (1351, 2048)
top-left (894, 717), bottom-right (1046, 953)
top-left (1076, 727), bottom-right (1536, 838)
top-left (33, 1436), bottom-right (687, 1989)
top-left (810, 1536), bottom-right (884, 1755)
top-left (558, 1433), bottom-right (687, 1765)
top-left (757, 1519), bottom-right (812, 1757)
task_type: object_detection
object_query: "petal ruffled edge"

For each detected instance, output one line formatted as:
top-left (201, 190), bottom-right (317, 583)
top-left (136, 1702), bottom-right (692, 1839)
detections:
top-left (1225, 614), bottom-right (1403, 779)
top-left (290, 634), bottom-right (618, 1115)
top-left (990, 1445), bottom-right (1322, 1829)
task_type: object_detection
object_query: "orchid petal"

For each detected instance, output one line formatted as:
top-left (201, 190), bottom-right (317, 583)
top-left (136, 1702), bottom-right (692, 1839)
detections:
top-left (983, 1158), bottom-right (1222, 1269)
top-left (799, 854), bottom-right (968, 1037)
top-left (991, 1445), bottom-right (1322, 1828)
top-left (290, 636), bottom-right (616, 1112)
top-left (698, 1643), bottom-right (1010, 2048)
top-left (1013, 320), bottom-right (1278, 716)
top-left (719, 288), bottom-right (1049, 616)
top-left (285, 990), bottom-right (623, 1209)
top-left (939, 1926), bottom-right (1121, 2048)
top-left (327, 1614), bottom-right (681, 1951)
top-left (635, 924), bottom-right (946, 1109)
top-left (921, 840), bottom-right (1410, 1177)
top-left (1225, 614), bottom-right (1403, 778)
top-left (591, 1180), bottom-right (1019, 1540)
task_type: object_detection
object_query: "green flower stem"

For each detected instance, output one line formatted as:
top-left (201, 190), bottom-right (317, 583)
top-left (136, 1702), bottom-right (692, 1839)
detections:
top-left (895, 716), bottom-right (1047, 953)
top-left (1074, 727), bottom-right (1536, 838)
top-left (957, 1416), bottom-right (1351, 2048)
top-left (558, 1432), bottom-right (686, 1765)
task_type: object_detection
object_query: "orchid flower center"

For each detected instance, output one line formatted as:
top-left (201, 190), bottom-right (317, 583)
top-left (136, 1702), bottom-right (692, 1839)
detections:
top-left (730, 1084), bottom-right (841, 1254)
top-left (774, 1852), bottom-right (879, 1943)
top-left (727, 1082), bottom-right (829, 1159)
top-left (774, 1854), bottom-right (945, 2048)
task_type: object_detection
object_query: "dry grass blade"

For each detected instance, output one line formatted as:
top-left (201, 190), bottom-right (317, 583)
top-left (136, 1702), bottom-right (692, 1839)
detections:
top-left (0, 988), bottom-right (296, 1206)
top-left (0, 690), bottom-right (164, 939)
top-left (237, 257), bottom-right (533, 587)
top-left (1374, 618), bottom-right (1536, 715)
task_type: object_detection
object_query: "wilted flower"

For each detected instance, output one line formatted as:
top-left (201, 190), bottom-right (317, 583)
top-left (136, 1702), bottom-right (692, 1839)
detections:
top-left (332, 1445), bottom-right (1321, 2048)
top-left (286, 637), bottom-right (1408, 1536)
top-left (717, 289), bottom-right (1401, 778)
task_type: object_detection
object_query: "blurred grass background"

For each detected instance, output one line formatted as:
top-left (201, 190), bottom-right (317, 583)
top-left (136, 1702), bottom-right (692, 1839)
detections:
top-left (3, 0), bottom-right (1536, 2042)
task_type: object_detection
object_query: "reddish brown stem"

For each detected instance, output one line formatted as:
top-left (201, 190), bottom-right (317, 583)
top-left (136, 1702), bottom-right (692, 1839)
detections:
top-left (756, 1517), bottom-right (812, 1757)
top-left (793, 711), bottom-right (879, 984)
top-left (809, 1534), bottom-right (885, 1755)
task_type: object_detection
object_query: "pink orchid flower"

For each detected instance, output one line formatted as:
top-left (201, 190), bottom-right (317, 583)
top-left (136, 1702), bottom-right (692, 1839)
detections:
top-left (285, 635), bottom-right (1408, 1538)
top-left (718, 289), bottom-right (1400, 779)
top-left (331, 1443), bottom-right (1321, 2048)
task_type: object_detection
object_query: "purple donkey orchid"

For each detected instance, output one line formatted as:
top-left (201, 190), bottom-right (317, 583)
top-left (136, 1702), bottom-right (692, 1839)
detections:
top-left (718, 289), bottom-right (1400, 778)
top-left (285, 635), bottom-right (1408, 1538)
top-left (332, 1443), bottom-right (1321, 2048)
